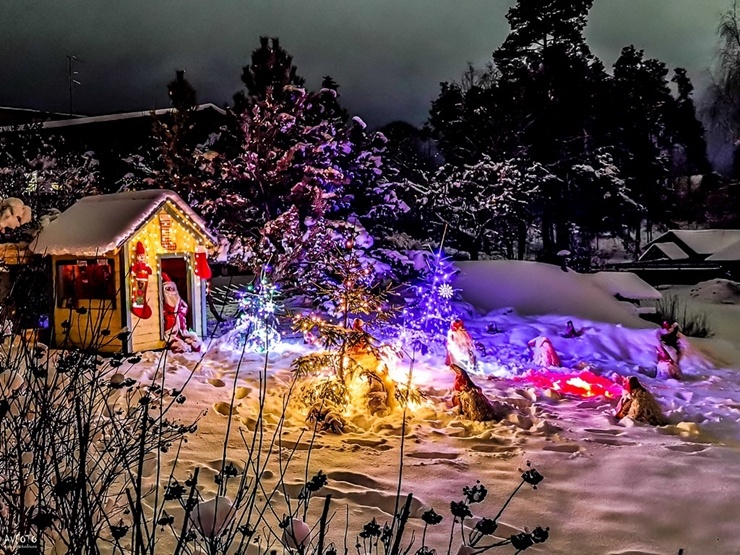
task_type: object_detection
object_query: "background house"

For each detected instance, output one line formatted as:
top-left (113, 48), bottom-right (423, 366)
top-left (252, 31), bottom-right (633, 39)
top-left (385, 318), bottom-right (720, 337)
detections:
top-left (611, 229), bottom-right (740, 285)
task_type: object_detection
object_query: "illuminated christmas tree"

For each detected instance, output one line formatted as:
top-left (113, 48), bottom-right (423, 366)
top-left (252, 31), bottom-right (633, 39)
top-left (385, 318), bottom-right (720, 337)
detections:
top-left (290, 232), bottom-right (418, 429)
top-left (402, 245), bottom-right (459, 343)
top-left (228, 274), bottom-right (283, 353)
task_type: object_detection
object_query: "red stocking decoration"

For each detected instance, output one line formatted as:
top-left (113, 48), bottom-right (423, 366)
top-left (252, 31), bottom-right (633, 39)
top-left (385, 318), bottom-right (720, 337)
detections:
top-left (194, 245), bottom-right (212, 280)
top-left (131, 241), bottom-right (153, 319)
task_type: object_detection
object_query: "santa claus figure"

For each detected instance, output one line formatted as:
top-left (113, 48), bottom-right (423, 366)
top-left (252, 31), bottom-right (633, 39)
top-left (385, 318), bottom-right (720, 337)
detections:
top-left (656, 344), bottom-right (683, 380)
top-left (162, 273), bottom-right (202, 352)
top-left (528, 336), bottom-right (561, 367)
top-left (446, 318), bottom-right (477, 373)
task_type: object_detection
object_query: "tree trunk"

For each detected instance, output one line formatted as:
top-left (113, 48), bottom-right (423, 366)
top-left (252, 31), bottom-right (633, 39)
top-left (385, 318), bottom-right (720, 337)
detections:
top-left (517, 221), bottom-right (527, 260)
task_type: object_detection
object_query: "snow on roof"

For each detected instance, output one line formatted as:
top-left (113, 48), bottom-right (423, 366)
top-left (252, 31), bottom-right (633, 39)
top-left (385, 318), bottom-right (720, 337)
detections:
top-left (588, 271), bottom-right (662, 300)
top-left (639, 242), bottom-right (690, 261)
top-left (38, 103), bottom-right (226, 130)
top-left (651, 229), bottom-right (740, 257)
top-left (707, 240), bottom-right (740, 261)
top-left (30, 190), bottom-right (217, 256)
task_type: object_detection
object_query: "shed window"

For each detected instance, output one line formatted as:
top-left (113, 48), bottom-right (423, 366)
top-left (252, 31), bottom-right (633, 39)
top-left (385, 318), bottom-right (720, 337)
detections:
top-left (57, 259), bottom-right (116, 308)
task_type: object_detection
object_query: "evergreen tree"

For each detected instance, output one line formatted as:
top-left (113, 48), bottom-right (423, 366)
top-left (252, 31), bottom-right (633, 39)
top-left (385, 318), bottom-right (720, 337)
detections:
top-left (669, 68), bottom-right (710, 177)
top-left (401, 245), bottom-right (459, 344)
top-left (291, 232), bottom-right (410, 424)
top-left (235, 36), bottom-right (305, 108)
top-left (184, 38), bottom-right (396, 287)
top-left (609, 46), bottom-right (674, 252)
top-left (707, 0), bottom-right (740, 176)
top-left (121, 69), bottom-right (218, 208)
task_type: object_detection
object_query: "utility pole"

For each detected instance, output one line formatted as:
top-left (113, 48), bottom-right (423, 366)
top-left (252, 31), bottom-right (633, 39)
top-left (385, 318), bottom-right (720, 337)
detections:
top-left (67, 55), bottom-right (81, 114)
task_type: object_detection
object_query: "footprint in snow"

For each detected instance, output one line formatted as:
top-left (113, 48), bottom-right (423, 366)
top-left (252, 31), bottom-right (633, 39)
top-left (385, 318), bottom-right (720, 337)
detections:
top-left (664, 443), bottom-right (709, 453)
top-left (406, 450), bottom-right (460, 460)
top-left (212, 401), bottom-right (236, 416)
top-left (542, 442), bottom-right (581, 453)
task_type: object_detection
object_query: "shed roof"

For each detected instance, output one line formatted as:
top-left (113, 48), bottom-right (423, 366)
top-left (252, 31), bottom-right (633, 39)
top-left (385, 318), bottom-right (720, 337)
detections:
top-left (30, 190), bottom-right (217, 257)
top-left (589, 271), bottom-right (662, 300)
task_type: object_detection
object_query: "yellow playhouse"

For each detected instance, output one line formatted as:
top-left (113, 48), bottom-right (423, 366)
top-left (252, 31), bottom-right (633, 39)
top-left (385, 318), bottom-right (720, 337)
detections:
top-left (30, 190), bottom-right (218, 353)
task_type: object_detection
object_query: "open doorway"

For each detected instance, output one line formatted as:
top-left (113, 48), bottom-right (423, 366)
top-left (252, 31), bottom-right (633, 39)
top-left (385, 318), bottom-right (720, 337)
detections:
top-left (159, 256), bottom-right (193, 335)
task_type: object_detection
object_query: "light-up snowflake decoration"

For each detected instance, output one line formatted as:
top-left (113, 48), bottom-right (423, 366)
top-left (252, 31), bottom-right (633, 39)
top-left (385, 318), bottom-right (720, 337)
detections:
top-left (438, 283), bottom-right (454, 300)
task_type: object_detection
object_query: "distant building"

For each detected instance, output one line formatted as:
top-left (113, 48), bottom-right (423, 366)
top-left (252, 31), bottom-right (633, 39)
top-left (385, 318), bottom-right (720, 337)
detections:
top-left (614, 229), bottom-right (740, 284)
top-left (640, 229), bottom-right (740, 264)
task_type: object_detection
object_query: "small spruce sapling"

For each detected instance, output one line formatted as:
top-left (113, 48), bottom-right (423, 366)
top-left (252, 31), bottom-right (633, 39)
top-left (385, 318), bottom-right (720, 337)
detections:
top-left (291, 233), bottom-right (402, 425)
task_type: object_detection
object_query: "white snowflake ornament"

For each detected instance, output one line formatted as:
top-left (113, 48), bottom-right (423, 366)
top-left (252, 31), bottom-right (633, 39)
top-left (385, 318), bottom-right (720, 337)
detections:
top-left (438, 283), bottom-right (454, 300)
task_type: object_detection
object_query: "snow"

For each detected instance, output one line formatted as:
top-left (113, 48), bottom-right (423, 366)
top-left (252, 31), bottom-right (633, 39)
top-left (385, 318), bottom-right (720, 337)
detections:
top-left (455, 260), bottom-right (651, 327)
top-left (588, 271), bottom-right (662, 301)
top-left (649, 229), bottom-right (740, 258)
top-left (113, 261), bottom-right (740, 554)
top-left (29, 189), bottom-right (217, 256)
top-left (707, 240), bottom-right (740, 261)
top-left (640, 241), bottom-right (690, 261)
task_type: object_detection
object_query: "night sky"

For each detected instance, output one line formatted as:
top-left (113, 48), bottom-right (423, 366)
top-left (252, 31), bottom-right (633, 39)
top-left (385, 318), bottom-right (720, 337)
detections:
top-left (0, 0), bottom-right (732, 127)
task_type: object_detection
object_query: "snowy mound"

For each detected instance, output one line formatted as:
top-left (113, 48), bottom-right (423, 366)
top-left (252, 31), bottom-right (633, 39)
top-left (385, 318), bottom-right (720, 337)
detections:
top-left (689, 279), bottom-right (740, 305)
top-left (456, 260), bottom-right (651, 328)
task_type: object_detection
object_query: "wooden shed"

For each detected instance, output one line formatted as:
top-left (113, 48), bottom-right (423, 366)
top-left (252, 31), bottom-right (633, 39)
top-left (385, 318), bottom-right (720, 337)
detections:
top-left (29, 190), bottom-right (217, 353)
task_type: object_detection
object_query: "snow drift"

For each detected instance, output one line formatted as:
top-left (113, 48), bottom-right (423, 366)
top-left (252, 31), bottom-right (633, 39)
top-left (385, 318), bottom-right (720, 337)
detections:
top-left (456, 260), bottom-right (652, 328)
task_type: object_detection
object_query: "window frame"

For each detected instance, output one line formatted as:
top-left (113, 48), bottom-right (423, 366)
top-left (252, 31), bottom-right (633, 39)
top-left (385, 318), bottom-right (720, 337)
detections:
top-left (55, 258), bottom-right (117, 309)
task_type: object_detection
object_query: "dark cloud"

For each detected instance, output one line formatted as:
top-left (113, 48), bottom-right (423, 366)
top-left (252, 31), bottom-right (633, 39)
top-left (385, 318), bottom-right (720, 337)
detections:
top-left (0, 0), bottom-right (732, 126)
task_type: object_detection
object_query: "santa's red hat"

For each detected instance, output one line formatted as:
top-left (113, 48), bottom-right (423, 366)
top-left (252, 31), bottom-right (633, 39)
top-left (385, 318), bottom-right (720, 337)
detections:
top-left (135, 241), bottom-right (146, 255)
top-left (161, 273), bottom-right (172, 283)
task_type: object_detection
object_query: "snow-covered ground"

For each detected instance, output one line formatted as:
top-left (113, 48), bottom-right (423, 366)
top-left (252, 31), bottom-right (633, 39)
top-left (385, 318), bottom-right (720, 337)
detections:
top-left (127, 262), bottom-right (740, 555)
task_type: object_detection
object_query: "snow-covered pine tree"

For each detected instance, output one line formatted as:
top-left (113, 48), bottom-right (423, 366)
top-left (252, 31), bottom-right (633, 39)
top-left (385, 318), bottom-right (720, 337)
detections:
top-left (428, 156), bottom-right (550, 260)
top-left (291, 231), bottom-right (411, 426)
top-left (190, 38), bottom-right (399, 288)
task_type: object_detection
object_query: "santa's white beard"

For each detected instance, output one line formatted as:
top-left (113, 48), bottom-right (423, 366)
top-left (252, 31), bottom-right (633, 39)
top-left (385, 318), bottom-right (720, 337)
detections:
top-left (163, 288), bottom-right (181, 308)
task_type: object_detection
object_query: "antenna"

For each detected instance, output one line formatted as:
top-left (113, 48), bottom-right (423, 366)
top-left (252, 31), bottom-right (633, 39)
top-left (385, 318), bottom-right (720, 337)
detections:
top-left (67, 55), bottom-right (81, 114)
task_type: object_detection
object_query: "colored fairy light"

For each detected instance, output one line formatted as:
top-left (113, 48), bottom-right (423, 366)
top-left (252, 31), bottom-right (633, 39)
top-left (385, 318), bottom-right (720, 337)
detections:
top-left (403, 247), bottom-right (459, 340)
top-left (228, 274), bottom-right (283, 353)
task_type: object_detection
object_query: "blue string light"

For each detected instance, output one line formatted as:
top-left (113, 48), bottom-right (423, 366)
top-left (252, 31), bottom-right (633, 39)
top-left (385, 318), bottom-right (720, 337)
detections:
top-left (402, 248), bottom-right (458, 340)
top-left (229, 276), bottom-right (282, 353)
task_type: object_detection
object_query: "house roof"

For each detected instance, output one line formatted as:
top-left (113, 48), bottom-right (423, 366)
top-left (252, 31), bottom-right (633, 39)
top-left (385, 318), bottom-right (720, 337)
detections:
top-left (707, 240), bottom-right (740, 261)
top-left (0, 103), bottom-right (226, 133)
top-left (39, 103), bottom-right (226, 130)
top-left (669, 229), bottom-right (740, 256)
top-left (640, 242), bottom-right (690, 261)
top-left (644, 229), bottom-right (740, 261)
top-left (29, 190), bottom-right (217, 257)
top-left (589, 271), bottom-right (662, 300)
